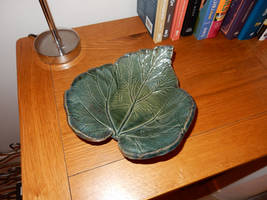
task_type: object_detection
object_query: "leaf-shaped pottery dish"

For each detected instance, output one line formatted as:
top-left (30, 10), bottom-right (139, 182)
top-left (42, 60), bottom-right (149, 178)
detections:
top-left (64, 46), bottom-right (196, 160)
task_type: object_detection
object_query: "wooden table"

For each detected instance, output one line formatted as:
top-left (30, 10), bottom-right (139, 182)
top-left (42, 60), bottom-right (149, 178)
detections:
top-left (17, 17), bottom-right (267, 200)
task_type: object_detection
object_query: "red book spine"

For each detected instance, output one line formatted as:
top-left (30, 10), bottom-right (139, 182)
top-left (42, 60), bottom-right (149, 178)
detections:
top-left (207, 0), bottom-right (232, 38)
top-left (170, 1), bottom-right (181, 40)
top-left (170, 0), bottom-right (189, 40)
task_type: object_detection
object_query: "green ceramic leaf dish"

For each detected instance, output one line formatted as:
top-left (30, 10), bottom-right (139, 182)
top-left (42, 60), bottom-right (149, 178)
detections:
top-left (64, 46), bottom-right (196, 160)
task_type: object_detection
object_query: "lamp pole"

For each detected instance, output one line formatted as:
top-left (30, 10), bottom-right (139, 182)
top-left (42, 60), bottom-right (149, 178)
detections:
top-left (38, 0), bottom-right (65, 56)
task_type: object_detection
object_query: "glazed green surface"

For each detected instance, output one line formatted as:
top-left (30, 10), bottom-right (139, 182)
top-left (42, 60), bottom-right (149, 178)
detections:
top-left (65, 46), bottom-right (196, 159)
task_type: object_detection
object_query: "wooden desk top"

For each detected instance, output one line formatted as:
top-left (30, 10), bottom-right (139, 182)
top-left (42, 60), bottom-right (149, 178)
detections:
top-left (17, 17), bottom-right (267, 200)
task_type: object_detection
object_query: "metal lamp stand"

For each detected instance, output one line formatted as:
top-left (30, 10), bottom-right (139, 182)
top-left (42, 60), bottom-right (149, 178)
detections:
top-left (34, 0), bottom-right (80, 64)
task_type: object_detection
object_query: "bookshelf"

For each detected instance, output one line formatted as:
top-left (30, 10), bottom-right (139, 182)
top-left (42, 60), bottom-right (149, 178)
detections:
top-left (17, 16), bottom-right (267, 199)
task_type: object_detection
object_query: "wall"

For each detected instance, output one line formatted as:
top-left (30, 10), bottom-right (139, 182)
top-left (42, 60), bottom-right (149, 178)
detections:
top-left (0, 0), bottom-right (137, 152)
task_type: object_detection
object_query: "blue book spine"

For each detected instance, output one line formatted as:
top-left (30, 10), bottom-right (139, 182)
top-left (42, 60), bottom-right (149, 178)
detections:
top-left (238, 0), bottom-right (267, 40)
top-left (194, 0), bottom-right (220, 40)
top-left (137, 0), bottom-right (158, 38)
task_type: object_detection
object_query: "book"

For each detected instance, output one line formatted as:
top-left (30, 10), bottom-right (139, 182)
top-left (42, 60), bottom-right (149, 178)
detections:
top-left (170, 0), bottom-right (190, 40)
top-left (137, 0), bottom-right (169, 43)
top-left (163, 0), bottom-right (177, 39)
top-left (238, 0), bottom-right (267, 40)
top-left (257, 18), bottom-right (267, 41)
top-left (181, 0), bottom-right (202, 36)
top-left (220, 0), bottom-right (257, 40)
top-left (169, 1), bottom-right (182, 40)
top-left (193, 0), bottom-right (220, 40)
top-left (207, 0), bottom-right (232, 38)
top-left (199, 0), bottom-right (206, 9)
top-left (137, 0), bottom-right (157, 38)
top-left (155, 0), bottom-right (170, 42)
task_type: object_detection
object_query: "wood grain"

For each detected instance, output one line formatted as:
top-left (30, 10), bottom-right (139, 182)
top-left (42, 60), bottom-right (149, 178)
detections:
top-left (17, 38), bottom-right (71, 199)
top-left (17, 17), bottom-right (267, 200)
top-left (69, 113), bottom-right (267, 200)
